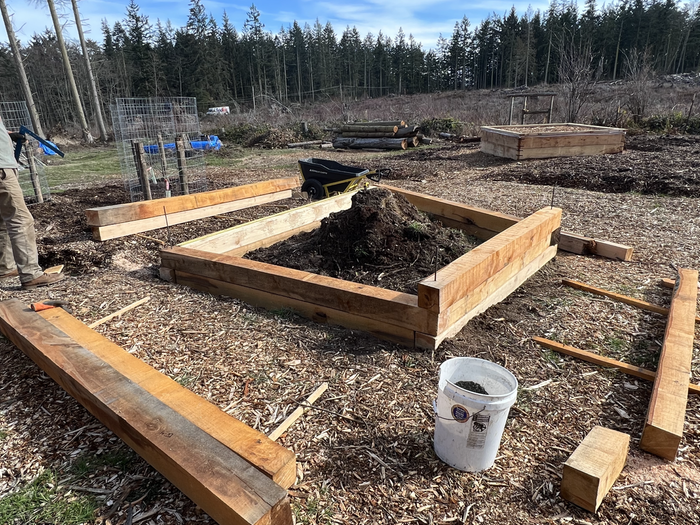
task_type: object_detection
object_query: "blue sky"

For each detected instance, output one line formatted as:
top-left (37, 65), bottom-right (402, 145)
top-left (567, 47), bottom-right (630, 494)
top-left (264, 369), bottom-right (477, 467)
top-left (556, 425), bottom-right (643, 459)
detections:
top-left (1, 0), bottom-right (552, 50)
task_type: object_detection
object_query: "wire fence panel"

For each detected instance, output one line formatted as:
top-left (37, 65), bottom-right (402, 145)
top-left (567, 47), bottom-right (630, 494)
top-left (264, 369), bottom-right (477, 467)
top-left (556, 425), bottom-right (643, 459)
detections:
top-left (112, 97), bottom-right (208, 202)
top-left (0, 101), bottom-right (51, 205)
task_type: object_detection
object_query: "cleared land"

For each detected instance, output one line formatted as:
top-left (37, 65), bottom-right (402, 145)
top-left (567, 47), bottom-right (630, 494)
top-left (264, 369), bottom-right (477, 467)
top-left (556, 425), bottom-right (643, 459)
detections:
top-left (1, 133), bottom-right (699, 525)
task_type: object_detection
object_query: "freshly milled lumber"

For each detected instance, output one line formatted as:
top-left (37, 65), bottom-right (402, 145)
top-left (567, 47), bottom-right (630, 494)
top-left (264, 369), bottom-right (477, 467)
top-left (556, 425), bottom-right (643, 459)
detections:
top-left (86, 177), bottom-right (298, 241)
top-left (562, 278), bottom-right (700, 323)
top-left (640, 268), bottom-right (699, 460)
top-left (532, 337), bottom-right (700, 396)
top-left (86, 177), bottom-right (299, 226)
top-left (381, 185), bottom-right (633, 261)
top-left (0, 300), bottom-right (293, 525)
top-left (37, 306), bottom-right (296, 489)
top-left (660, 277), bottom-right (700, 289)
top-left (561, 426), bottom-right (629, 512)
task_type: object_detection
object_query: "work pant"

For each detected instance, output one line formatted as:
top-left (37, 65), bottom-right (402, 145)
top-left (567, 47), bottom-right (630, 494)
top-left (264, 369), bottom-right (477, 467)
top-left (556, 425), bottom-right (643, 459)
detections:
top-left (0, 168), bottom-right (43, 283)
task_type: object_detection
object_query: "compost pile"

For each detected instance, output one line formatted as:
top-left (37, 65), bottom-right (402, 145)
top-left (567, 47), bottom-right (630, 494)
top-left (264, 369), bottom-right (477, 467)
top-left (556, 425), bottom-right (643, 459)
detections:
top-left (246, 188), bottom-right (479, 293)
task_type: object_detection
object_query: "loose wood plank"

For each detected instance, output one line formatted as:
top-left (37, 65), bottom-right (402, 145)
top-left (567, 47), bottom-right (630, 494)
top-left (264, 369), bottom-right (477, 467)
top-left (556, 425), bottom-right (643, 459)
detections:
top-left (640, 268), bottom-right (699, 460)
top-left (92, 190), bottom-right (292, 241)
top-left (38, 306), bottom-right (296, 488)
top-left (562, 426), bottom-right (630, 512)
top-left (562, 278), bottom-right (700, 322)
top-left (557, 233), bottom-right (633, 261)
top-left (0, 300), bottom-right (293, 525)
top-left (417, 207), bottom-right (561, 313)
top-left (532, 337), bottom-right (700, 396)
top-left (161, 246), bottom-right (433, 334)
top-left (86, 177), bottom-right (299, 226)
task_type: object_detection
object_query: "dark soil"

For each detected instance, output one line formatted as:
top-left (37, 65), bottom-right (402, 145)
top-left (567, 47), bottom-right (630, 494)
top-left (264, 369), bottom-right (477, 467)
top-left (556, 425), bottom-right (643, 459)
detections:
top-left (485, 134), bottom-right (700, 197)
top-left (454, 380), bottom-right (489, 395)
top-left (245, 188), bottom-right (480, 294)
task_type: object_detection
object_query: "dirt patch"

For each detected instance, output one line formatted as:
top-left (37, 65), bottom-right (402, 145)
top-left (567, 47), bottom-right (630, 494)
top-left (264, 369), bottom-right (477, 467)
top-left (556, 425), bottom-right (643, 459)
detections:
top-left (246, 188), bottom-right (480, 293)
top-left (485, 134), bottom-right (700, 197)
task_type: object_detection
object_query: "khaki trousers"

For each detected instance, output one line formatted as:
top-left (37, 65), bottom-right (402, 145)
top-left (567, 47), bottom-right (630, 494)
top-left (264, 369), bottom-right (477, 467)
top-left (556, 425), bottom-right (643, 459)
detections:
top-left (0, 168), bottom-right (43, 283)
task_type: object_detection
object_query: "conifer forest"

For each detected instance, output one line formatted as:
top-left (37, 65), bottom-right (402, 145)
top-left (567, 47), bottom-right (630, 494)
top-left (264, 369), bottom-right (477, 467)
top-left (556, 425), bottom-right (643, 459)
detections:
top-left (1, 0), bottom-right (700, 132)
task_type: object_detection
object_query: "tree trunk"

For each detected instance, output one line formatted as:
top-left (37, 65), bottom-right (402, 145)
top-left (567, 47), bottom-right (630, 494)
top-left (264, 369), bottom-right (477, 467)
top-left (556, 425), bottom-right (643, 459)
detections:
top-left (0, 0), bottom-right (45, 137)
top-left (332, 137), bottom-right (407, 150)
top-left (47, 0), bottom-right (93, 143)
top-left (71, 0), bottom-right (107, 141)
top-left (340, 124), bottom-right (398, 133)
top-left (340, 131), bottom-right (396, 138)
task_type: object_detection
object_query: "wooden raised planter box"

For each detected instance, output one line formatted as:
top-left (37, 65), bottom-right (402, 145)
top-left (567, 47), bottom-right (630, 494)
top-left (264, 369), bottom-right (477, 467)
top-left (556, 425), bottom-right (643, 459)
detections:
top-left (481, 123), bottom-right (626, 160)
top-left (160, 188), bottom-right (562, 350)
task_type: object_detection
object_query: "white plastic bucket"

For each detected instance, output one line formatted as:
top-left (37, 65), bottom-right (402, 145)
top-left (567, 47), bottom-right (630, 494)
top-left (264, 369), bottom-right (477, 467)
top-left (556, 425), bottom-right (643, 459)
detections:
top-left (433, 357), bottom-right (518, 472)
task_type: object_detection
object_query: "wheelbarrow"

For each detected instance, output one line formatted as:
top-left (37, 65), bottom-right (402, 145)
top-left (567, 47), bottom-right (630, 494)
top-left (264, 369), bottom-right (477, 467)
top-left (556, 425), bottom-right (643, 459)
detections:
top-left (298, 158), bottom-right (388, 200)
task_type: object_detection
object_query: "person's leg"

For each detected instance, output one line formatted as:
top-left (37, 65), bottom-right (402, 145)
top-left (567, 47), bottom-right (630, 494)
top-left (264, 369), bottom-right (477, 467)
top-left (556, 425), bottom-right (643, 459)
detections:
top-left (0, 214), bottom-right (18, 276)
top-left (0, 168), bottom-right (44, 283)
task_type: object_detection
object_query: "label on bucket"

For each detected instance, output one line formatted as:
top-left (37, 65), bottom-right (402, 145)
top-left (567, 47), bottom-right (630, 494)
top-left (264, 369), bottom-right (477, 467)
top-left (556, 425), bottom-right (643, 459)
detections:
top-left (451, 405), bottom-right (470, 423)
top-left (466, 413), bottom-right (491, 449)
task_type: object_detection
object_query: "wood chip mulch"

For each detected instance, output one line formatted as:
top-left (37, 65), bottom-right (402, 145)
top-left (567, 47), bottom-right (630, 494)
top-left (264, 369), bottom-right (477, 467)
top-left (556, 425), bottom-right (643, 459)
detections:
top-left (1, 135), bottom-right (699, 525)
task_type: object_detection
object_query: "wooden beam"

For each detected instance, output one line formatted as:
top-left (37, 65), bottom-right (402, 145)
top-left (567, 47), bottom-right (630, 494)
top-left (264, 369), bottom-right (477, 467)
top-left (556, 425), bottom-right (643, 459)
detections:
top-left (37, 306), bottom-right (297, 489)
top-left (640, 268), bottom-right (699, 460)
top-left (561, 426), bottom-right (629, 512)
top-left (181, 191), bottom-right (356, 254)
top-left (417, 207), bottom-right (561, 313)
top-left (382, 185), bottom-right (633, 261)
top-left (532, 337), bottom-right (700, 396)
top-left (86, 177), bottom-right (299, 226)
top-left (160, 246), bottom-right (433, 334)
top-left (0, 300), bottom-right (293, 525)
top-left (557, 233), bottom-right (633, 261)
top-left (170, 270), bottom-right (418, 348)
top-left (416, 245), bottom-right (557, 350)
top-left (562, 278), bottom-right (700, 323)
top-left (268, 383), bottom-right (328, 441)
top-left (92, 190), bottom-right (293, 242)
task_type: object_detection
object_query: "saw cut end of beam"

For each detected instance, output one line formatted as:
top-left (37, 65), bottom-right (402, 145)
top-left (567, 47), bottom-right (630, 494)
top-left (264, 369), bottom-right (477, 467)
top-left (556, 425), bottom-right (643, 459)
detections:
top-left (562, 426), bottom-right (630, 512)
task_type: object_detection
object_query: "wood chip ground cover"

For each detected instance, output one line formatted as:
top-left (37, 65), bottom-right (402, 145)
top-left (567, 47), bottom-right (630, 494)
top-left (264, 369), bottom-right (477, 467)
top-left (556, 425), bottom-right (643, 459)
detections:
top-left (1, 134), bottom-right (699, 525)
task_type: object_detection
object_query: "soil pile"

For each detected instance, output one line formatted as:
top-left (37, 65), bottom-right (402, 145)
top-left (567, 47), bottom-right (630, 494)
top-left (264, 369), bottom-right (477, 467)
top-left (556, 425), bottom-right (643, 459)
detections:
top-left (246, 188), bottom-right (480, 293)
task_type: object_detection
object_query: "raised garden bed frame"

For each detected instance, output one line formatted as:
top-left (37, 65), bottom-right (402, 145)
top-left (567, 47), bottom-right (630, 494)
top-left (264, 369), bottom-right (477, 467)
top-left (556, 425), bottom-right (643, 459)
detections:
top-left (160, 187), bottom-right (561, 350)
top-left (480, 123), bottom-right (626, 160)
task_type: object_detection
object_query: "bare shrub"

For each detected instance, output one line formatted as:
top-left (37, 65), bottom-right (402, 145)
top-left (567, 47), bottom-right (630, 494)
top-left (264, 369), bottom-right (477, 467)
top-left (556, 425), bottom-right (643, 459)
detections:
top-left (623, 49), bottom-right (653, 124)
top-left (557, 44), bottom-right (602, 123)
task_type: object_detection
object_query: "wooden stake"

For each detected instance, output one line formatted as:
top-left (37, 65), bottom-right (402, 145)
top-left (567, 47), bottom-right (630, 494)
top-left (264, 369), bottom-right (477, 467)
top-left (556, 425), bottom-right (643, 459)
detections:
top-left (175, 135), bottom-right (189, 195)
top-left (268, 382), bottom-right (328, 441)
top-left (562, 278), bottom-right (700, 323)
top-left (660, 277), bottom-right (700, 290)
top-left (89, 297), bottom-right (151, 329)
top-left (532, 337), bottom-right (700, 396)
top-left (25, 140), bottom-right (43, 203)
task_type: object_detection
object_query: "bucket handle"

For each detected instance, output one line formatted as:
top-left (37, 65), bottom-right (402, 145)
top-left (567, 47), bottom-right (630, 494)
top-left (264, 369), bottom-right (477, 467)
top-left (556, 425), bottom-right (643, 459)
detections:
top-left (432, 399), bottom-right (486, 422)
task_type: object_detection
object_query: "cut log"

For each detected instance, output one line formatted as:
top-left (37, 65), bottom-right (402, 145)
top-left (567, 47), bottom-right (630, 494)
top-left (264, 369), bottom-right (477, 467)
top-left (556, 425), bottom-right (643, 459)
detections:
top-left (407, 136), bottom-right (420, 147)
top-left (333, 137), bottom-right (407, 150)
top-left (395, 125), bottom-right (419, 137)
top-left (561, 426), bottom-right (629, 512)
top-left (420, 137), bottom-right (433, 145)
top-left (287, 140), bottom-right (324, 148)
top-left (532, 337), bottom-right (700, 396)
top-left (439, 132), bottom-right (455, 139)
top-left (640, 268), bottom-right (699, 460)
top-left (344, 120), bottom-right (404, 127)
top-left (340, 125), bottom-right (399, 134)
top-left (0, 300), bottom-right (294, 525)
top-left (339, 131), bottom-right (397, 138)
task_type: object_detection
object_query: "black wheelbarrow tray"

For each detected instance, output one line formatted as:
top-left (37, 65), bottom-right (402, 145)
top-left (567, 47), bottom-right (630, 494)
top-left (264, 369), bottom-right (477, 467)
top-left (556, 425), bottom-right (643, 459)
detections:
top-left (298, 158), bottom-right (386, 199)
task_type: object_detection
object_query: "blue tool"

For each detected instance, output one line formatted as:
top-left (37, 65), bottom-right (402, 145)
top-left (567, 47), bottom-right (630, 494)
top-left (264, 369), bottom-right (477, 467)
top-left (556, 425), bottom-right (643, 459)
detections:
top-left (13, 125), bottom-right (65, 161)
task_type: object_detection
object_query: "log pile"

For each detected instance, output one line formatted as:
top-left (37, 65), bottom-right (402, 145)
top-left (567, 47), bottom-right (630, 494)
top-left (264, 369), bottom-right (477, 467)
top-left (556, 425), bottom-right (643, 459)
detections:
top-left (332, 121), bottom-right (431, 150)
